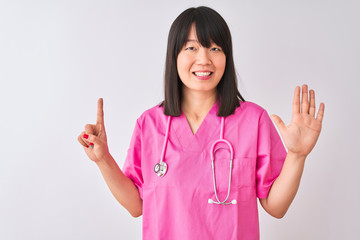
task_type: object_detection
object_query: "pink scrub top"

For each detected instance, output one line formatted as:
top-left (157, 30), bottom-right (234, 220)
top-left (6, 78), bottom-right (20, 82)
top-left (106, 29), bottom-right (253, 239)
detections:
top-left (122, 100), bottom-right (287, 240)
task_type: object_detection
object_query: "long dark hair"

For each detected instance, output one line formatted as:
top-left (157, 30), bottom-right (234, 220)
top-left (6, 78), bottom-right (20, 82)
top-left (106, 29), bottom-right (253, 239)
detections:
top-left (160, 6), bottom-right (245, 117)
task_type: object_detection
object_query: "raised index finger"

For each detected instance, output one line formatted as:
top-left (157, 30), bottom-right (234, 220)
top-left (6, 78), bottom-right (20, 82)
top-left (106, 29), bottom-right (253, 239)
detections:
top-left (97, 98), bottom-right (104, 125)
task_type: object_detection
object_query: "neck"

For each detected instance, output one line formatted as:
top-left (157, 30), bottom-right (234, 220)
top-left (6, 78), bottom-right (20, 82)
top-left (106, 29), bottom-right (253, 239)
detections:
top-left (181, 87), bottom-right (217, 121)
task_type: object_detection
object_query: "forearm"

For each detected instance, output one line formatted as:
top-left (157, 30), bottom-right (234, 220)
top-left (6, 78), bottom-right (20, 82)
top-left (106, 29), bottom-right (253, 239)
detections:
top-left (261, 152), bottom-right (306, 218)
top-left (96, 154), bottom-right (143, 217)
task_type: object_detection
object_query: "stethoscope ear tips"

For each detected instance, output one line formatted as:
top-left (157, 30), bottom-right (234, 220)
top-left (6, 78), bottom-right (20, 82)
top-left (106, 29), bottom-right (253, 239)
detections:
top-left (208, 199), bottom-right (214, 204)
top-left (231, 199), bottom-right (237, 204)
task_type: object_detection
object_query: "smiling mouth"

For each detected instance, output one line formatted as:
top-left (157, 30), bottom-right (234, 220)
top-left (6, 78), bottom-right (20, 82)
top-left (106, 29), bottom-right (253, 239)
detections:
top-left (192, 72), bottom-right (213, 76)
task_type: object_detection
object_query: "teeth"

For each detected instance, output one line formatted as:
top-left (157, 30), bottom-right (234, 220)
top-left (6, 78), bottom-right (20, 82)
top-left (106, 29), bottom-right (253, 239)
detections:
top-left (194, 72), bottom-right (211, 76)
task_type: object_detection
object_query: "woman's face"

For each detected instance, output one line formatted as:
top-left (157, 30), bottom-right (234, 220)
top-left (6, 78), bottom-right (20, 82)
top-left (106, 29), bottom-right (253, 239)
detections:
top-left (177, 24), bottom-right (226, 96)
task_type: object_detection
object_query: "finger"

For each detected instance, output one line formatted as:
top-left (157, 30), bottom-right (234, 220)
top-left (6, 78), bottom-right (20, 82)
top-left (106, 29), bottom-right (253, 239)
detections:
top-left (97, 98), bottom-right (104, 126)
top-left (85, 123), bottom-right (96, 135)
top-left (80, 131), bottom-right (91, 144)
top-left (78, 132), bottom-right (89, 148)
top-left (309, 89), bottom-right (316, 117)
top-left (292, 86), bottom-right (300, 114)
top-left (301, 84), bottom-right (309, 114)
top-left (82, 132), bottom-right (98, 145)
top-left (270, 114), bottom-right (286, 135)
top-left (316, 102), bottom-right (325, 122)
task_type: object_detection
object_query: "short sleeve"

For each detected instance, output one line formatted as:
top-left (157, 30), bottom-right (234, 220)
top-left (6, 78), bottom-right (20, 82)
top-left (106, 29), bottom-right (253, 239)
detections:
top-left (256, 110), bottom-right (287, 199)
top-left (122, 118), bottom-right (144, 199)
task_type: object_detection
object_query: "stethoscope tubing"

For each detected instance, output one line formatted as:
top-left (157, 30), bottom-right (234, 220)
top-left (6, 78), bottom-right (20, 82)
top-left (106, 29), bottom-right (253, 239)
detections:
top-left (160, 115), bottom-right (172, 164)
top-left (209, 117), bottom-right (234, 205)
top-left (154, 114), bottom-right (236, 205)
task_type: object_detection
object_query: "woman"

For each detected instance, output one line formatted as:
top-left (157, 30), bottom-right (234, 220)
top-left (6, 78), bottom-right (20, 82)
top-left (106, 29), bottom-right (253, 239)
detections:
top-left (77, 6), bottom-right (325, 240)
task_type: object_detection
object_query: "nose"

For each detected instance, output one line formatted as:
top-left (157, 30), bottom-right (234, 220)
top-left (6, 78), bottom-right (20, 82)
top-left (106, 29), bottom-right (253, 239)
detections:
top-left (195, 47), bottom-right (212, 65)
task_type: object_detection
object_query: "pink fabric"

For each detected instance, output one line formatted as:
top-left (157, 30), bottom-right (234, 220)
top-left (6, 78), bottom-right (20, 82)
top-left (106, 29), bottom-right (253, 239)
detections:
top-left (122, 100), bottom-right (287, 240)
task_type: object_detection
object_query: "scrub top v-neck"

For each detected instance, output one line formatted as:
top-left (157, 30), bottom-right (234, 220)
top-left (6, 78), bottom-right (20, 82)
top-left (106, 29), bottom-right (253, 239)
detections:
top-left (172, 101), bottom-right (220, 152)
top-left (122, 100), bottom-right (287, 240)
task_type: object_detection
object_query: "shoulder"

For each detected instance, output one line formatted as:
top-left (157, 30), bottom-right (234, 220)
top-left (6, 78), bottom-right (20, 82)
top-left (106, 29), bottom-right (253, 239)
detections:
top-left (226, 101), bottom-right (273, 133)
top-left (238, 101), bottom-right (265, 111)
top-left (225, 100), bottom-right (270, 127)
top-left (235, 100), bottom-right (267, 117)
top-left (136, 102), bottom-right (165, 127)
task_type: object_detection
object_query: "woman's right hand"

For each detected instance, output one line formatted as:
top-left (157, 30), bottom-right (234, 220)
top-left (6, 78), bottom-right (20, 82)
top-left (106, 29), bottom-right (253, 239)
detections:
top-left (78, 98), bottom-right (111, 163)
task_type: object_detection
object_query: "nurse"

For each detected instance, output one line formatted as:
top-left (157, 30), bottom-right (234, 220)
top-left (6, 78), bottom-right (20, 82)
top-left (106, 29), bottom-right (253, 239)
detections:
top-left (77, 6), bottom-right (325, 240)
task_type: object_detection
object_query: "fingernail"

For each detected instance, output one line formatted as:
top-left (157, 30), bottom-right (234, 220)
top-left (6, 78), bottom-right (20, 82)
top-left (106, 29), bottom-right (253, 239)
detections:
top-left (83, 134), bottom-right (88, 139)
top-left (86, 145), bottom-right (89, 148)
top-left (90, 142), bottom-right (94, 146)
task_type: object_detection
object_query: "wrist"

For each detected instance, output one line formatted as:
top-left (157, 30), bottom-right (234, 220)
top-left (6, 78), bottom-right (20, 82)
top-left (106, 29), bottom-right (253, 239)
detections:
top-left (95, 153), bottom-right (114, 167)
top-left (286, 151), bottom-right (307, 162)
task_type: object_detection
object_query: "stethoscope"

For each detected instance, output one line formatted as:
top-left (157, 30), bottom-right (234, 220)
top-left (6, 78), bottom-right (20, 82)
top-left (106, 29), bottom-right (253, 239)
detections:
top-left (154, 115), bottom-right (237, 205)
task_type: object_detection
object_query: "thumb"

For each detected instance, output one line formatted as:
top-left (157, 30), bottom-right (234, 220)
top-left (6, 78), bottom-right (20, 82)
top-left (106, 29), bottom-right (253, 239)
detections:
top-left (85, 124), bottom-right (96, 135)
top-left (270, 114), bottom-right (286, 134)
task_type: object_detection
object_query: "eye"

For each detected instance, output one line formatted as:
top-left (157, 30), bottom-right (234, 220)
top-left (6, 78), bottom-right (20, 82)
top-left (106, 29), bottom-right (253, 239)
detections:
top-left (185, 47), bottom-right (196, 51)
top-left (211, 47), bottom-right (222, 52)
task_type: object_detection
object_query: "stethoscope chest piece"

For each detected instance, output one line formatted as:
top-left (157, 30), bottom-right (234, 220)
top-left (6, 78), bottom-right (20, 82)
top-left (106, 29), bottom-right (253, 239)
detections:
top-left (154, 162), bottom-right (167, 177)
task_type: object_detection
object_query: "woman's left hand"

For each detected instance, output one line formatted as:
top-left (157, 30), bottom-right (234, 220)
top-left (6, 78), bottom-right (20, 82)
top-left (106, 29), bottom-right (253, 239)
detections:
top-left (270, 84), bottom-right (325, 158)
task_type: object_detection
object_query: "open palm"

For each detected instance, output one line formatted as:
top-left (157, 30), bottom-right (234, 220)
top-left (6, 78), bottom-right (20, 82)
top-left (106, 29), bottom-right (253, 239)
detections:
top-left (271, 85), bottom-right (325, 158)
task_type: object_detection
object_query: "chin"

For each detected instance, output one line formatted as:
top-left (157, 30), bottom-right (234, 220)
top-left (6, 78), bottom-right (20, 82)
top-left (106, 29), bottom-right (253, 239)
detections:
top-left (191, 86), bottom-right (217, 93)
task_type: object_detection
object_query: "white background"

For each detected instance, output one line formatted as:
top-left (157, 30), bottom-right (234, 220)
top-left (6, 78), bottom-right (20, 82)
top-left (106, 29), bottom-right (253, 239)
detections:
top-left (1, 0), bottom-right (359, 239)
